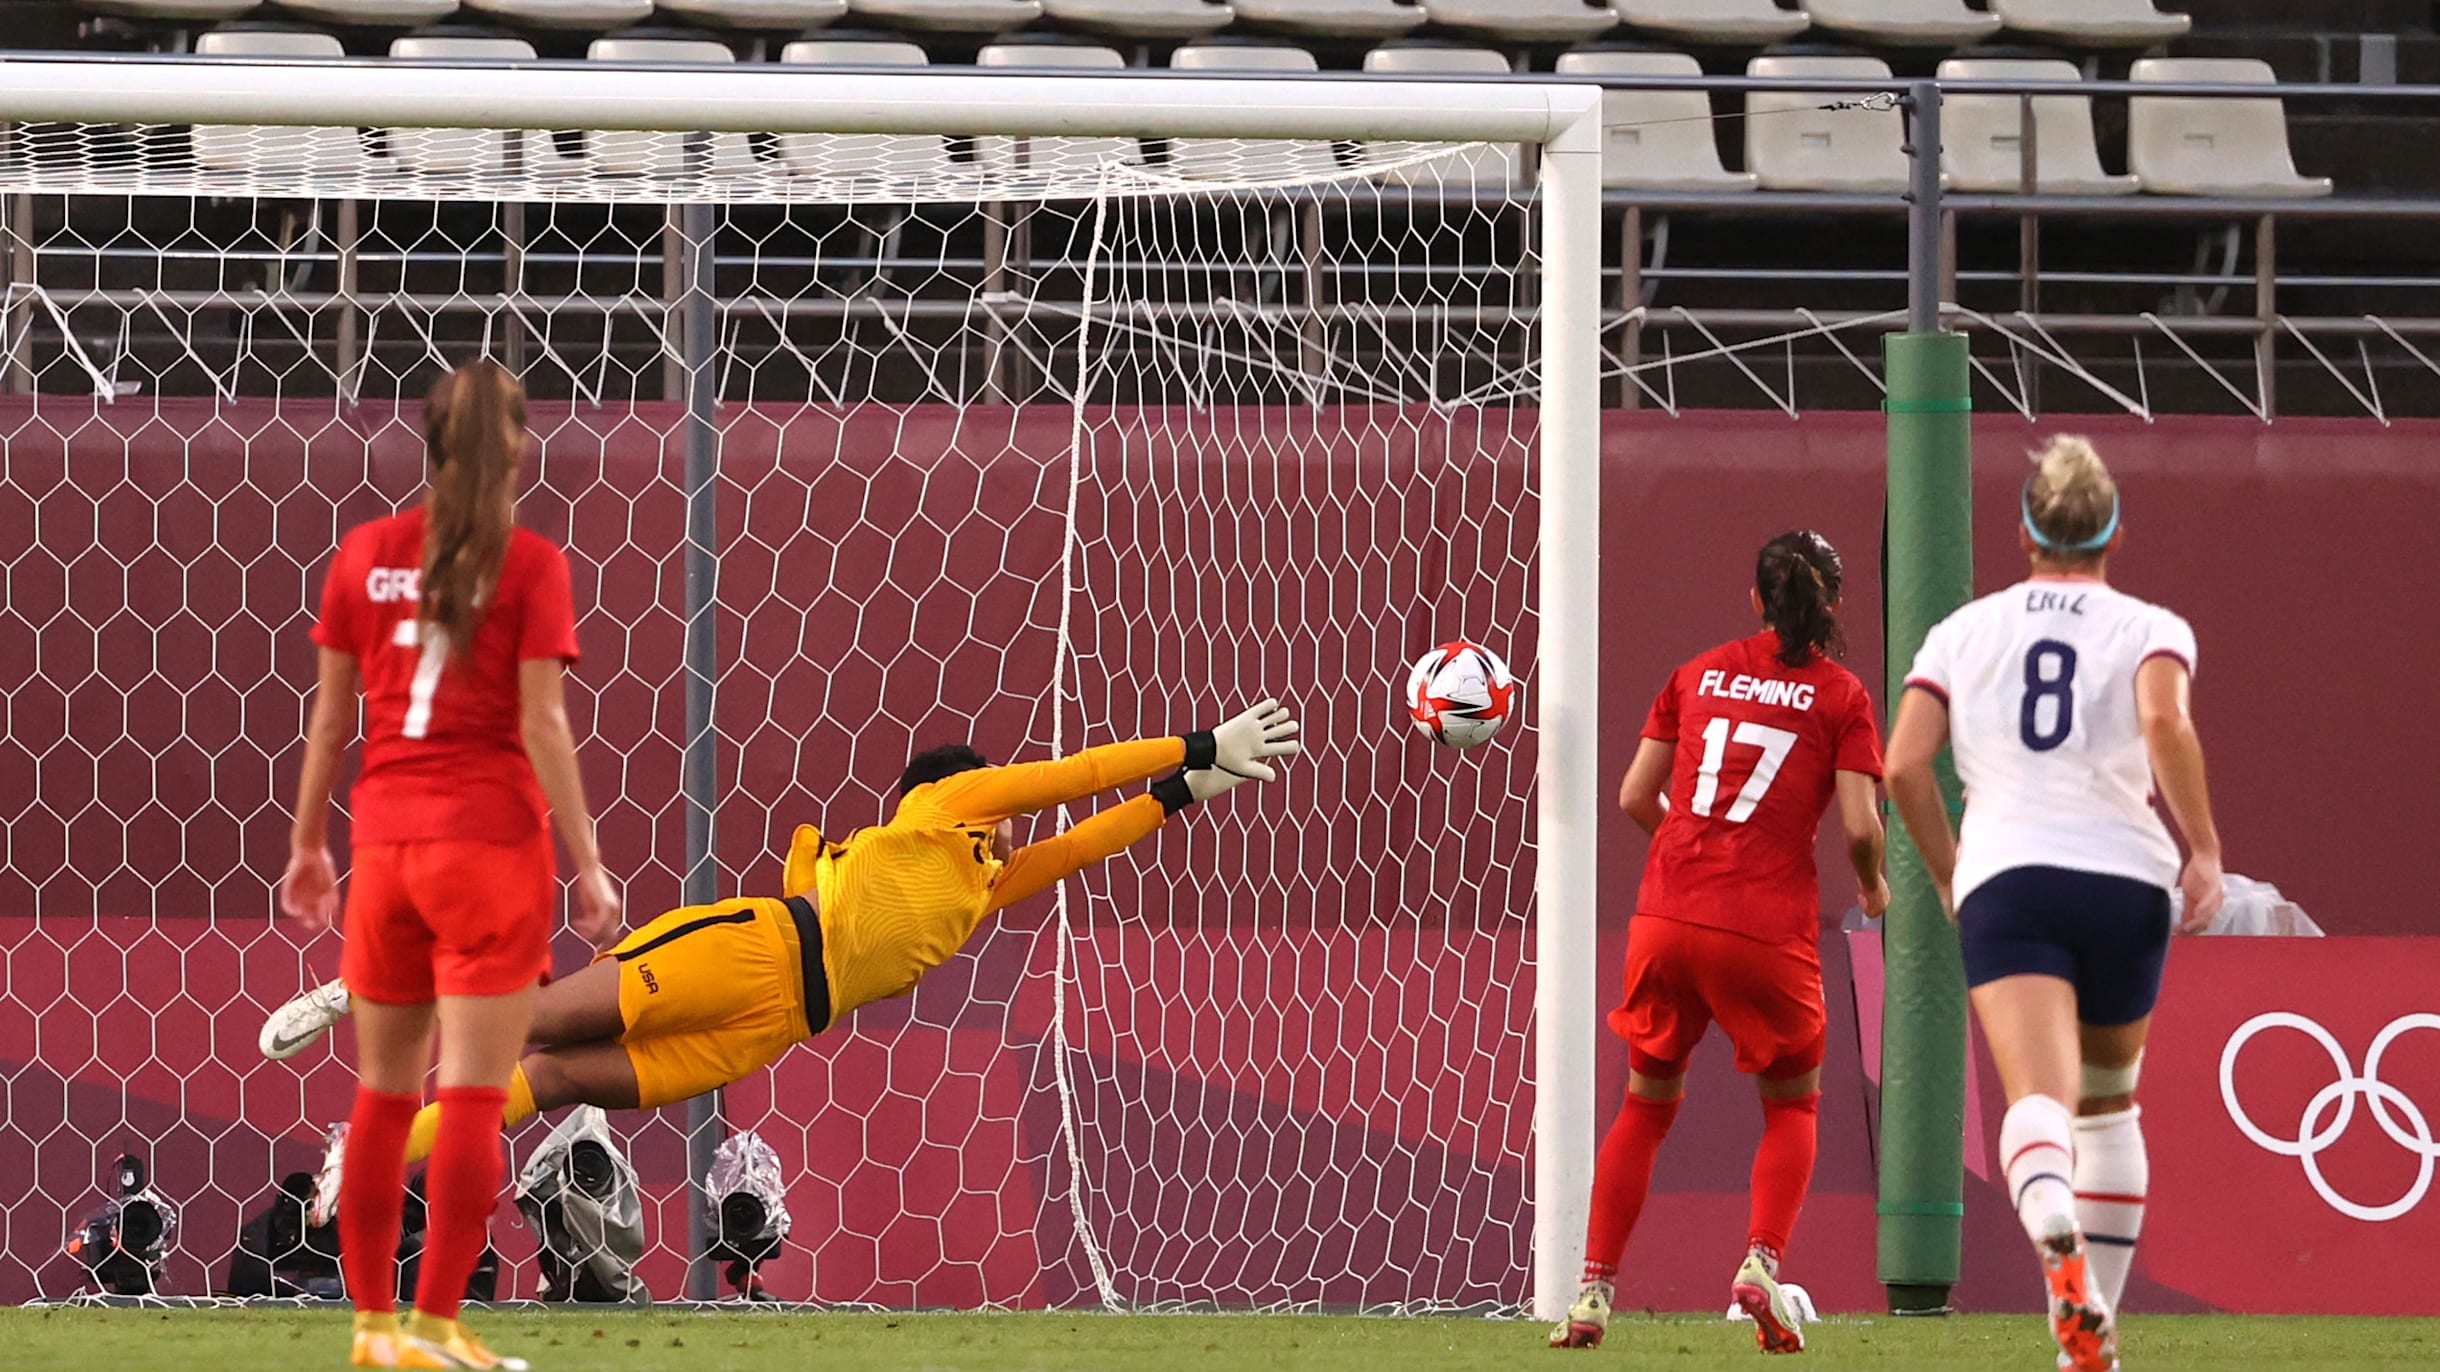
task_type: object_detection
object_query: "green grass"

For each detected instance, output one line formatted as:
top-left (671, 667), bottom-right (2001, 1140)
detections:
top-left (7, 1307), bottom-right (2438, 1371)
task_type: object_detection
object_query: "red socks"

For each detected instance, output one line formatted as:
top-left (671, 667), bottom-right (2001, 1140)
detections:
top-left (1748, 1092), bottom-right (1821, 1259)
top-left (412, 1085), bottom-right (508, 1321)
top-left (339, 1088), bottom-right (419, 1313)
top-left (1581, 1093), bottom-right (1683, 1285)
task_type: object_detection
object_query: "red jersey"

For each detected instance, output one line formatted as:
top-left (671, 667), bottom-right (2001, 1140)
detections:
top-left (1635, 631), bottom-right (1882, 946)
top-left (311, 508), bottom-right (580, 846)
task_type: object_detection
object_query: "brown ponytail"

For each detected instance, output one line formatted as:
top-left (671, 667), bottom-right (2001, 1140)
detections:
top-left (419, 359), bottom-right (526, 650)
top-left (1756, 530), bottom-right (1845, 668)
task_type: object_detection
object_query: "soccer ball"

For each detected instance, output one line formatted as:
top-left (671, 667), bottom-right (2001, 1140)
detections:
top-left (1405, 640), bottom-right (1518, 749)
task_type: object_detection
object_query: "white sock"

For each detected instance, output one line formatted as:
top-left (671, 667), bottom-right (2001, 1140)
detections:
top-left (2075, 1106), bottom-right (2147, 1313)
top-left (2000, 1094), bottom-right (2079, 1247)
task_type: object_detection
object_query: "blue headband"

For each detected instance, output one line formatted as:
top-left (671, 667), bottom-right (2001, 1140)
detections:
top-left (2021, 478), bottom-right (2120, 553)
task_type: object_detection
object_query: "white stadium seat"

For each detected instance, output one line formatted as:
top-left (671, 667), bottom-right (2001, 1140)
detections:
top-left (657, 0), bottom-right (847, 31)
top-left (387, 36), bottom-right (588, 178)
top-left (1802, 0), bottom-right (2001, 47)
top-left (1991, 0), bottom-right (2190, 46)
top-left (2129, 57), bottom-right (2333, 198)
top-left (845, 0), bottom-right (1043, 30)
top-left (777, 40), bottom-right (953, 181)
top-left (1422, 0), bottom-right (1618, 44)
top-left (1610, 0), bottom-right (1807, 45)
top-left (1166, 43), bottom-right (1341, 178)
top-left (1556, 50), bottom-right (1756, 190)
top-left (462, 0), bottom-right (653, 29)
top-left (192, 31), bottom-right (368, 174)
top-left (1939, 58), bottom-right (2139, 194)
top-left (271, 0), bottom-right (456, 25)
top-left (1231, 0), bottom-right (1427, 40)
top-left (585, 39), bottom-right (759, 176)
top-left (75, 0), bottom-right (260, 25)
top-left (974, 42), bottom-right (1143, 177)
top-left (1040, 0), bottom-right (1234, 40)
top-left (1361, 46), bottom-right (1524, 186)
top-left (1746, 54), bottom-right (1911, 192)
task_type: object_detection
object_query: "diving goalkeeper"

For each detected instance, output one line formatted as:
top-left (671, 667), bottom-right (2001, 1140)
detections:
top-left (266, 701), bottom-right (1300, 1198)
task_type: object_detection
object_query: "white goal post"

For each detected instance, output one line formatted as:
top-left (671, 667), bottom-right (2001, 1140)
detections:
top-left (0, 57), bottom-right (1600, 1318)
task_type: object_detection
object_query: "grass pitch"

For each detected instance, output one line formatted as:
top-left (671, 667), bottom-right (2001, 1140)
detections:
top-left (7, 1307), bottom-right (2436, 1371)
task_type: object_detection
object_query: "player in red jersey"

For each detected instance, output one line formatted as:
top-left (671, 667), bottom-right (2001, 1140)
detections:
top-left (280, 359), bottom-right (621, 1371)
top-left (1552, 531), bottom-right (1889, 1355)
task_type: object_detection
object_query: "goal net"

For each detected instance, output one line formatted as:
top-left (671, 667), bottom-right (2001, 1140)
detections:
top-left (0, 61), bottom-right (1599, 1314)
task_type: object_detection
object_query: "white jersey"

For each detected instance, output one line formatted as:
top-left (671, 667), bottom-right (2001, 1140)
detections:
top-left (1905, 578), bottom-right (2197, 904)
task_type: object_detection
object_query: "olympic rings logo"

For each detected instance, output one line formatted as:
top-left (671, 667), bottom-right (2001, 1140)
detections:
top-left (2219, 1012), bottom-right (2440, 1223)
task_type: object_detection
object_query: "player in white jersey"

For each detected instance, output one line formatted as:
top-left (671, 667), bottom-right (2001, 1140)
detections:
top-left (1884, 436), bottom-right (2225, 1372)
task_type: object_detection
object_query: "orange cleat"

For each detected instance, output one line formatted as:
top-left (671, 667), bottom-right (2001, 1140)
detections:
top-left (2039, 1218), bottom-right (2119, 1372)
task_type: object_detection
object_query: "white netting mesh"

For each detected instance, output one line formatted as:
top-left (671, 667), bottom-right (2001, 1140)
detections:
top-left (0, 112), bottom-right (1542, 1310)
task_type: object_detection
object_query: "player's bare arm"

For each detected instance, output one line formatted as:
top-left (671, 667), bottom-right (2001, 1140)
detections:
top-left (1884, 688), bottom-right (1958, 915)
top-left (2135, 655), bottom-right (2225, 933)
top-left (1835, 769), bottom-right (1890, 919)
top-left (1616, 737), bottom-right (1673, 837)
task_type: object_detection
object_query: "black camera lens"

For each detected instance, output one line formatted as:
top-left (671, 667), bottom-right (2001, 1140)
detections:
top-left (568, 1140), bottom-right (614, 1199)
top-left (718, 1192), bottom-right (768, 1243)
top-left (118, 1198), bottom-right (164, 1254)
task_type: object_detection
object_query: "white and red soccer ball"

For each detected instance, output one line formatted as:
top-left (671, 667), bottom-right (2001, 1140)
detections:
top-left (1405, 640), bottom-right (1518, 749)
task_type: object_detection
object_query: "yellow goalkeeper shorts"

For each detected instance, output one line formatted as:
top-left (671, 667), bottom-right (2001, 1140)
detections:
top-left (605, 896), bottom-right (821, 1110)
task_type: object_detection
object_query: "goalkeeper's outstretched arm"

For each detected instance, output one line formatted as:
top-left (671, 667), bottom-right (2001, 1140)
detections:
top-left (919, 700), bottom-right (1303, 825)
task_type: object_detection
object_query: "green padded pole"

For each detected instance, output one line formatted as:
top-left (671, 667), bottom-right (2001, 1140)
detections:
top-left (1877, 330), bottom-right (1972, 1315)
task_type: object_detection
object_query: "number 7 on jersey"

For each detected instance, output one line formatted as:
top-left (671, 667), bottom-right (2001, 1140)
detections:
top-left (1690, 717), bottom-right (1800, 823)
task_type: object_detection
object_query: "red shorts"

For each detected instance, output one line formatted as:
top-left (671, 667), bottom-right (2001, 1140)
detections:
top-left (340, 836), bottom-right (554, 1002)
top-left (1607, 914), bottom-right (1826, 1078)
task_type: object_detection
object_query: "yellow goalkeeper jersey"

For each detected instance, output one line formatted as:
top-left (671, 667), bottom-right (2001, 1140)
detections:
top-left (781, 736), bottom-right (1186, 1021)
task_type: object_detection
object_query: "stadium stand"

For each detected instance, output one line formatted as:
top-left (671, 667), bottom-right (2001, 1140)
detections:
top-left (1609, 0), bottom-right (1809, 45)
top-left (271, 0), bottom-right (457, 27)
top-left (844, 0), bottom-right (1041, 33)
top-left (1801, 0), bottom-right (2003, 46)
top-left (2128, 56), bottom-right (2336, 197)
top-left (1938, 57), bottom-right (2142, 194)
top-left (1991, 0), bottom-right (2193, 46)
top-left (1745, 54), bottom-right (1915, 192)
top-left (1554, 49), bottom-right (1758, 190)
top-left (586, 37), bottom-right (760, 173)
top-left (385, 35), bottom-right (590, 176)
top-left (72, 0), bottom-right (257, 33)
top-left (460, 0), bottom-right (653, 31)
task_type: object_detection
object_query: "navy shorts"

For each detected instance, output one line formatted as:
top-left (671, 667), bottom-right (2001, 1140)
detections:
top-left (1957, 865), bottom-right (2172, 1027)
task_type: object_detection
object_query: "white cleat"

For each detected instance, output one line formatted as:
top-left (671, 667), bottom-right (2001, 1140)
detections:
top-left (1548, 1280), bottom-right (1612, 1349)
top-left (260, 978), bottom-right (351, 1060)
top-left (1731, 1253), bottom-right (1807, 1354)
top-left (309, 1121), bottom-right (348, 1228)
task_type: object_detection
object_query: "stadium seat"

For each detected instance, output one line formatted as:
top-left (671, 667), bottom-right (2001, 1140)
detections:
top-left (1167, 43), bottom-right (1340, 177)
top-left (1800, 0), bottom-right (1999, 46)
top-left (462, 0), bottom-right (652, 29)
top-left (1610, 0), bottom-right (1806, 45)
top-left (777, 39), bottom-right (953, 181)
top-left (1230, 0), bottom-right (1426, 40)
top-left (974, 41), bottom-right (1142, 177)
top-left (2129, 57), bottom-right (2333, 198)
top-left (1556, 50), bottom-right (1756, 190)
top-left (1039, 0), bottom-right (1233, 40)
top-left (657, 0), bottom-right (846, 31)
top-left (1746, 54), bottom-right (1911, 192)
top-left (586, 38), bottom-right (759, 175)
top-left (1421, 0), bottom-right (1618, 44)
top-left (272, 0), bottom-right (457, 26)
top-left (192, 31), bottom-right (369, 173)
top-left (76, 0), bottom-right (261, 27)
top-left (1939, 58), bottom-right (2138, 194)
top-left (1361, 45), bottom-right (1525, 185)
top-left (386, 36), bottom-right (590, 177)
top-left (1990, 0), bottom-right (2189, 47)
top-left (844, 0), bottom-right (1042, 31)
